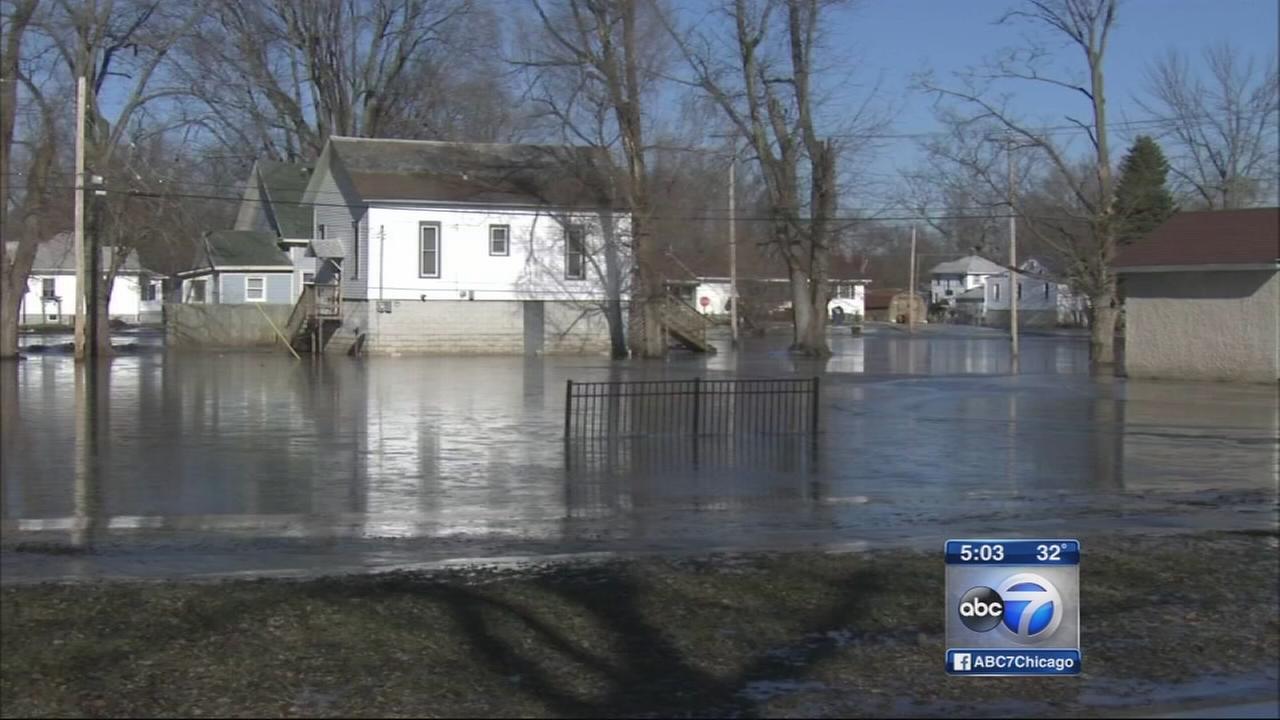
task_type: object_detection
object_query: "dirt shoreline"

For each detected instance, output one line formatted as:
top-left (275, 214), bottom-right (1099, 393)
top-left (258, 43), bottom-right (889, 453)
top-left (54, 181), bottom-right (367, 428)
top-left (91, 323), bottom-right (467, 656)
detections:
top-left (2, 530), bottom-right (1277, 718)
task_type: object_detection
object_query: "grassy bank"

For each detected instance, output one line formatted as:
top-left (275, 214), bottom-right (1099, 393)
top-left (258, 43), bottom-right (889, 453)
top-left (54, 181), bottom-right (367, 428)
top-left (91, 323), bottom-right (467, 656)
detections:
top-left (2, 531), bottom-right (1277, 718)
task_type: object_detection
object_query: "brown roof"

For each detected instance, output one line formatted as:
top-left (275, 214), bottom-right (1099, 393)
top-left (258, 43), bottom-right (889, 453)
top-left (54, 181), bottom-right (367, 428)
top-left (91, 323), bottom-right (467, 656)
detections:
top-left (1114, 208), bottom-right (1279, 269)
top-left (331, 137), bottom-right (615, 208)
top-left (865, 288), bottom-right (902, 309)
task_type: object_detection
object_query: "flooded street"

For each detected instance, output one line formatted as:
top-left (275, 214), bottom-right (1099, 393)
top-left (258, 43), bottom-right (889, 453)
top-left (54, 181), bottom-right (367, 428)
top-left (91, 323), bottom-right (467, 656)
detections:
top-left (2, 325), bottom-right (1276, 581)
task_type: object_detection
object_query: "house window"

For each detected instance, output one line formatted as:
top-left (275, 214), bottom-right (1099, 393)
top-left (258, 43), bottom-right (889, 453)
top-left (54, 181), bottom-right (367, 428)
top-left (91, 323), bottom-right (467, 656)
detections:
top-left (303, 272), bottom-right (315, 285)
top-left (141, 281), bottom-right (157, 302)
top-left (352, 221), bottom-right (361, 279)
top-left (246, 276), bottom-right (266, 302)
top-left (1017, 281), bottom-right (1022, 300)
top-left (419, 222), bottom-right (441, 278)
top-left (489, 225), bottom-right (510, 256)
top-left (565, 224), bottom-right (587, 280)
top-left (41, 278), bottom-right (56, 298)
top-left (993, 283), bottom-right (1000, 300)
top-left (1044, 283), bottom-right (1050, 299)
top-left (188, 279), bottom-right (207, 303)
top-left (318, 224), bottom-right (326, 239)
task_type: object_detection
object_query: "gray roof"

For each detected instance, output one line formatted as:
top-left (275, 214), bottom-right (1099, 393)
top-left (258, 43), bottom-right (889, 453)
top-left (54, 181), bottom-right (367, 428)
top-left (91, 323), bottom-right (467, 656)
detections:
top-left (930, 254), bottom-right (1006, 276)
top-left (327, 137), bottom-right (615, 207)
top-left (10, 233), bottom-right (151, 274)
top-left (187, 230), bottom-right (293, 273)
top-left (955, 285), bottom-right (986, 302)
top-left (308, 238), bottom-right (346, 259)
top-left (257, 160), bottom-right (314, 238)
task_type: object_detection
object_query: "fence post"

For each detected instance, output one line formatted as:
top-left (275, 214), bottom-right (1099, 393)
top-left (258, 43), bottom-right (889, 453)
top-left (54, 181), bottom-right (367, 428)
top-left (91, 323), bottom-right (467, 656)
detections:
top-left (564, 380), bottom-right (573, 439)
top-left (692, 377), bottom-right (702, 437)
top-left (811, 376), bottom-right (820, 433)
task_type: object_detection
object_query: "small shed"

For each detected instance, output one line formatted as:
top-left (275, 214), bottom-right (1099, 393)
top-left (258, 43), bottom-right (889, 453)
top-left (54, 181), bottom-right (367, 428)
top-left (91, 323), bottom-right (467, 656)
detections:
top-left (1114, 208), bottom-right (1278, 383)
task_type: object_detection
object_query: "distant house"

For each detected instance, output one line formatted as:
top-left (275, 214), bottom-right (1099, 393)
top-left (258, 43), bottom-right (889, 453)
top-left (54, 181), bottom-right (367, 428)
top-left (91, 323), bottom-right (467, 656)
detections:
top-left (297, 136), bottom-right (629, 354)
top-left (234, 160), bottom-right (316, 300)
top-left (12, 233), bottom-right (162, 326)
top-left (929, 254), bottom-right (1005, 306)
top-left (862, 288), bottom-right (925, 324)
top-left (175, 230), bottom-right (295, 304)
top-left (663, 250), bottom-right (870, 320)
top-left (983, 257), bottom-right (1087, 328)
top-left (1114, 208), bottom-right (1278, 383)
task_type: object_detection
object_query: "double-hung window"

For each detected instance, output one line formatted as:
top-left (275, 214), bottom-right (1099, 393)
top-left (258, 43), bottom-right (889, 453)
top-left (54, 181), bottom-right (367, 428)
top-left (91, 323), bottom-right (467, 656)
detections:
top-left (419, 222), bottom-right (441, 278)
top-left (246, 276), bottom-right (266, 302)
top-left (41, 278), bottom-right (56, 298)
top-left (489, 225), bottom-right (510, 256)
top-left (565, 224), bottom-right (587, 280)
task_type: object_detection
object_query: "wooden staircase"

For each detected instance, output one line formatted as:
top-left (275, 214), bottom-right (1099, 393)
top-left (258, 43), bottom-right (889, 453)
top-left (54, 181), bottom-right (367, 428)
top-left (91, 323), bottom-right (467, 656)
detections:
top-left (285, 283), bottom-right (343, 354)
top-left (657, 294), bottom-right (716, 353)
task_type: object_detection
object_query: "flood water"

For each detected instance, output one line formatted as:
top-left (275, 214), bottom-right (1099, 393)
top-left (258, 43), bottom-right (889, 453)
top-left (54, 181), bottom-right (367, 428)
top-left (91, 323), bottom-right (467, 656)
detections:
top-left (2, 325), bottom-right (1277, 581)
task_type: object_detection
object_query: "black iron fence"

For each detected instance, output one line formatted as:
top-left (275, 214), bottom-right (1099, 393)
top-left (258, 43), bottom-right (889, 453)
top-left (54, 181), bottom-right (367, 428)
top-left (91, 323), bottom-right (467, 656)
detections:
top-left (564, 377), bottom-right (820, 439)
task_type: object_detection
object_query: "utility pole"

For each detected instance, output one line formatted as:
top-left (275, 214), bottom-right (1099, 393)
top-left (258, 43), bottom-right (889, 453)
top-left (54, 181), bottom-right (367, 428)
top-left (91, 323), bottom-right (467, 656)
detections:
top-left (1007, 138), bottom-right (1019, 366)
top-left (907, 224), bottom-right (917, 332)
top-left (73, 76), bottom-right (87, 361)
top-left (728, 142), bottom-right (739, 347)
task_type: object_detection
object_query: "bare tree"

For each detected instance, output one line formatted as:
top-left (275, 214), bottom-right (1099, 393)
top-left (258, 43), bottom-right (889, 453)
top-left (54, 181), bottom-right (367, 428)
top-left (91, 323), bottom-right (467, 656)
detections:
top-left (519, 0), bottom-right (669, 358)
top-left (918, 0), bottom-right (1123, 367)
top-left (1139, 44), bottom-right (1280, 209)
top-left (1, 0), bottom-right (68, 358)
top-left (666, 0), bottom-right (878, 356)
top-left (175, 0), bottom-right (477, 161)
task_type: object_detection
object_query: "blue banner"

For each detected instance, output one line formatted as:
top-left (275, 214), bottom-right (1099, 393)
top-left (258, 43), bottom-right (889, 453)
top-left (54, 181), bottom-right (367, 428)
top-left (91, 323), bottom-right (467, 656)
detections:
top-left (946, 649), bottom-right (1082, 676)
top-left (945, 539), bottom-right (1080, 565)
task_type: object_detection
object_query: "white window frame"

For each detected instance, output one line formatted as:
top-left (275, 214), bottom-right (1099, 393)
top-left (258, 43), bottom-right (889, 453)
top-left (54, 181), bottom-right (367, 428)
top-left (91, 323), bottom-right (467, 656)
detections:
top-left (303, 272), bottom-right (315, 285)
top-left (141, 280), bottom-right (157, 302)
top-left (489, 224), bottom-right (510, 256)
top-left (419, 222), bottom-right (441, 278)
top-left (245, 276), bottom-right (266, 302)
top-left (564, 224), bottom-right (587, 280)
top-left (41, 278), bottom-right (56, 299)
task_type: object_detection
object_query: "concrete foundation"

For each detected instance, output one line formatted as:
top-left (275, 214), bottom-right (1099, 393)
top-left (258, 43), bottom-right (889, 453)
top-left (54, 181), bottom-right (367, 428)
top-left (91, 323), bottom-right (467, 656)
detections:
top-left (327, 299), bottom-right (614, 356)
top-left (165, 303), bottom-right (294, 350)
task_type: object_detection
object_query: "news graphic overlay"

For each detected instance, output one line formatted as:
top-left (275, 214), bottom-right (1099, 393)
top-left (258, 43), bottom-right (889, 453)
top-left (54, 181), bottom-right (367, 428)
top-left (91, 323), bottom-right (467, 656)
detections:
top-left (945, 539), bottom-right (1081, 676)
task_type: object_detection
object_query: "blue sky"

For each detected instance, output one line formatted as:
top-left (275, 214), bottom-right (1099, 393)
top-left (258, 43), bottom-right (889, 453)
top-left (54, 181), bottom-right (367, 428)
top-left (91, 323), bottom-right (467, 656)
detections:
top-left (821, 0), bottom-right (1279, 183)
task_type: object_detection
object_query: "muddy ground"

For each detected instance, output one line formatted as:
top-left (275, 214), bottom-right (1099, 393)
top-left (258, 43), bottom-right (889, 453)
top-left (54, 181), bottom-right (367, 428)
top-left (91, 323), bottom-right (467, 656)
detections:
top-left (2, 530), bottom-right (1276, 718)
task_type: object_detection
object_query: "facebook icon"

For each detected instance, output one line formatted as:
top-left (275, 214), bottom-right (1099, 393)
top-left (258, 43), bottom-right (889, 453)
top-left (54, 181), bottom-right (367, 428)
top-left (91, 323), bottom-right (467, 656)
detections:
top-left (952, 653), bottom-right (972, 672)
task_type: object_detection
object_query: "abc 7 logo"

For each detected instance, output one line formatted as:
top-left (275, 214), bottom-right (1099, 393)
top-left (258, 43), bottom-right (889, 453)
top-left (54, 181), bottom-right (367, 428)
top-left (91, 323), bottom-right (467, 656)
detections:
top-left (957, 573), bottom-right (1064, 643)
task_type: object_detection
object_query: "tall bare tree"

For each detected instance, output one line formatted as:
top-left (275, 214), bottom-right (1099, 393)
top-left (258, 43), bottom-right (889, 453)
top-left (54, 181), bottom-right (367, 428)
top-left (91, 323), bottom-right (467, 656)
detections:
top-left (1, 0), bottom-right (67, 359)
top-left (919, 0), bottom-right (1122, 366)
top-left (520, 0), bottom-right (668, 358)
top-left (175, 0), bottom-right (477, 161)
top-left (667, 0), bottom-right (877, 356)
top-left (1139, 44), bottom-right (1279, 209)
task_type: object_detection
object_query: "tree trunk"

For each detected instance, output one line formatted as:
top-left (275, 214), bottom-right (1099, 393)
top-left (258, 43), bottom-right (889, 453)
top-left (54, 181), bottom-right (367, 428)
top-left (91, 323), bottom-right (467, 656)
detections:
top-left (605, 299), bottom-right (626, 358)
top-left (1090, 293), bottom-right (1119, 369)
top-left (0, 278), bottom-right (21, 359)
top-left (788, 267), bottom-right (811, 349)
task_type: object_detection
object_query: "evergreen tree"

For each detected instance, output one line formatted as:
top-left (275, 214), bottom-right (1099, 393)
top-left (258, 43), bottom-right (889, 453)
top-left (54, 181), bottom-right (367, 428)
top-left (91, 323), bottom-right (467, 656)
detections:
top-left (1114, 136), bottom-right (1176, 244)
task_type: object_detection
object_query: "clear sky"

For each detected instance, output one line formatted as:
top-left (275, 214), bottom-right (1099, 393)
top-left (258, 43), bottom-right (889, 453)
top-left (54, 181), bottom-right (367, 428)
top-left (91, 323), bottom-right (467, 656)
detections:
top-left (822, 0), bottom-right (1279, 188)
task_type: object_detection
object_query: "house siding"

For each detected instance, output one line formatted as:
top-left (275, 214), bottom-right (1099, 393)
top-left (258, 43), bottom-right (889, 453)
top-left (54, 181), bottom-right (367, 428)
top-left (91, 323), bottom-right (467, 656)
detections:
top-left (221, 274), bottom-right (246, 304)
top-left (21, 272), bottom-right (160, 324)
top-left (1122, 269), bottom-right (1278, 383)
top-left (312, 166), bottom-right (367, 300)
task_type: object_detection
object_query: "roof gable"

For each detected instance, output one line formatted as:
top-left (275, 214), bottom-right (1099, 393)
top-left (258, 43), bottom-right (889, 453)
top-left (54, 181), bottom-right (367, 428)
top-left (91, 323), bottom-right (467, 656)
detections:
top-left (930, 254), bottom-right (1005, 276)
top-left (18, 233), bottom-right (149, 273)
top-left (1114, 208), bottom-right (1279, 269)
top-left (256, 160), bottom-right (314, 239)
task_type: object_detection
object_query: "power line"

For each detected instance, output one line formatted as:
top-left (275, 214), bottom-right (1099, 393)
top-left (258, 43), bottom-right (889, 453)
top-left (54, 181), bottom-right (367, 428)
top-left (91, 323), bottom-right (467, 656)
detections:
top-left (10, 180), bottom-right (1095, 225)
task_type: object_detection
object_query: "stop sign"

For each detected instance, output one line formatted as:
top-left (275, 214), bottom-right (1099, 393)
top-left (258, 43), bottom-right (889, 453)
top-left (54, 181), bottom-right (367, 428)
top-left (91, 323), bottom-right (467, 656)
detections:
top-left (699, 296), bottom-right (711, 307)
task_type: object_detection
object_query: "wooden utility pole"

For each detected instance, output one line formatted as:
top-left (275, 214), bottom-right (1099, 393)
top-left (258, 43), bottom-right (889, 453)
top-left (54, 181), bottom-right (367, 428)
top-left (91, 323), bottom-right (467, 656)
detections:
top-left (907, 224), bottom-right (917, 332)
top-left (1007, 139), bottom-right (1019, 366)
top-left (73, 76), bottom-right (87, 360)
top-left (728, 143), bottom-right (739, 347)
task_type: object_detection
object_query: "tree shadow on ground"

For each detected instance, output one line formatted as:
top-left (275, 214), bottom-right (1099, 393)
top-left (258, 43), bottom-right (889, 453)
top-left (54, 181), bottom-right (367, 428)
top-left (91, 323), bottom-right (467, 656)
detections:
top-left (354, 563), bottom-right (890, 718)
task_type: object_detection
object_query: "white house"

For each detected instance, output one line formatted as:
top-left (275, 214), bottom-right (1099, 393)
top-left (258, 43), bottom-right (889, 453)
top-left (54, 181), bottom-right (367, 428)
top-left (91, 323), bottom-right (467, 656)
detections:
top-left (299, 137), bottom-right (630, 354)
top-left (929, 254), bottom-right (1005, 306)
top-left (234, 159), bottom-right (316, 300)
top-left (12, 233), bottom-right (162, 326)
top-left (983, 257), bottom-right (1087, 327)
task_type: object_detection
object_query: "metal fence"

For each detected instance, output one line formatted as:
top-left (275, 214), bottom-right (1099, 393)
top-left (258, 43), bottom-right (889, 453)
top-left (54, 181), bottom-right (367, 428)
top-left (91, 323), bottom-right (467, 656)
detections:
top-left (564, 377), bottom-right (820, 439)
